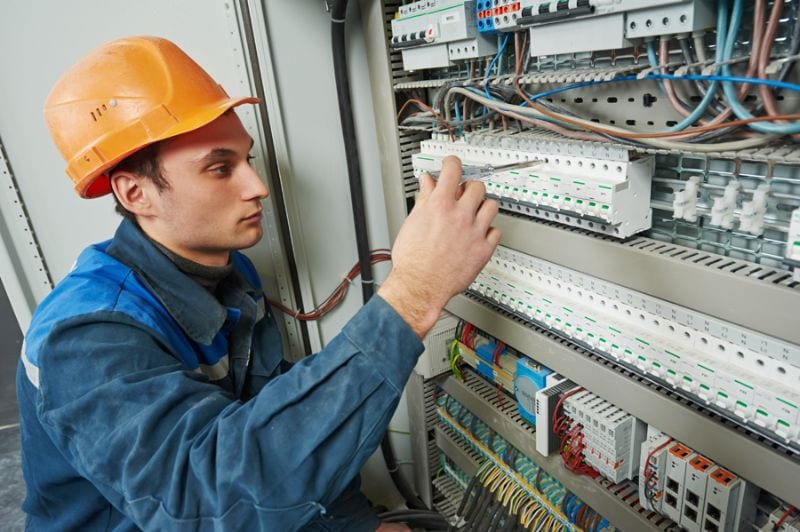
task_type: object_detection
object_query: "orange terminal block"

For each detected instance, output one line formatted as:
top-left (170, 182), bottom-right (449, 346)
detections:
top-left (668, 442), bottom-right (692, 460)
top-left (689, 455), bottom-right (714, 474)
top-left (710, 466), bottom-right (737, 487)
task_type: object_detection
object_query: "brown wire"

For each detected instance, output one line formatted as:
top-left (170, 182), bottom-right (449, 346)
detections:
top-left (512, 78), bottom-right (800, 139)
top-left (267, 250), bottom-right (392, 321)
top-left (396, 98), bottom-right (456, 140)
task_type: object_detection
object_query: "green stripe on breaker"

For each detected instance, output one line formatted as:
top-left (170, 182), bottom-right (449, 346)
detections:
top-left (635, 337), bottom-right (649, 346)
top-left (697, 363), bottom-right (715, 373)
top-left (734, 379), bottom-right (754, 390)
top-left (584, 316), bottom-right (596, 323)
top-left (665, 350), bottom-right (680, 359)
top-left (778, 420), bottom-right (791, 427)
top-left (417, 156), bottom-right (435, 161)
top-left (777, 397), bottom-right (798, 409)
top-left (757, 409), bottom-right (769, 417)
top-left (609, 326), bottom-right (621, 334)
top-left (718, 391), bottom-right (728, 398)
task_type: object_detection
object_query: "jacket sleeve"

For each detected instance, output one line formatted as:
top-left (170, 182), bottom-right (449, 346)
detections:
top-left (35, 295), bottom-right (423, 531)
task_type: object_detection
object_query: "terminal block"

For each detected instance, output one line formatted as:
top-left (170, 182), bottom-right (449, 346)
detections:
top-left (638, 433), bottom-right (672, 512)
top-left (562, 390), bottom-right (646, 482)
top-left (681, 454), bottom-right (714, 532)
top-left (702, 466), bottom-right (758, 532)
top-left (390, 0), bottom-right (498, 70)
top-left (662, 443), bottom-right (694, 523)
top-left (413, 136), bottom-right (653, 238)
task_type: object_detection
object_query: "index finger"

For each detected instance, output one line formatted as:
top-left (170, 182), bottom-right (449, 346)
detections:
top-left (434, 155), bottom-right (463, 199)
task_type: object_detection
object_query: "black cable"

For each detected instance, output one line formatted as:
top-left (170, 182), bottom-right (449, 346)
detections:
top-left (486, 501), bottom-right (507, 532)
top-left (470, 496), bottom-right (501, 532)
top-left (448, 472), bottom-right (483, 532)
top-left (331, 0), bottom-right (427, 511)
top-left (499, 507), bottom-right (518, 532)
top-left (464, 485), bottom-right (490, 527)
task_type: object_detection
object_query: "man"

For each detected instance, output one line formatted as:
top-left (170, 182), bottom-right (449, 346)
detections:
top-left (17, 36), bottom-right (500, 531)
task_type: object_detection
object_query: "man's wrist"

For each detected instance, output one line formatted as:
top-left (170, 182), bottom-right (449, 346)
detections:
top-left (377, 271), bottom-right (444, 339)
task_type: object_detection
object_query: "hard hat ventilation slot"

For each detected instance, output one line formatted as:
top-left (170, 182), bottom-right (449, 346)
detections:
top-left (91, 104), bottom-right (109, 122)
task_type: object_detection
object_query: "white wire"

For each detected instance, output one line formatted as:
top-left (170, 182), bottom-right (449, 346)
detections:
top-left (445, 87), bottom-right (777, 153)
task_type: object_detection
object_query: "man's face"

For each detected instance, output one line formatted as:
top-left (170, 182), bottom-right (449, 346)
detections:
top-left (144, 111), bottom-right (269, 266)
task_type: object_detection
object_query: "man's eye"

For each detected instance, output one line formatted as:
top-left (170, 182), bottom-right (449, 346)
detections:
top-left (210, 165), bottom-right (231, 175)
top-left (247, 154), bottom-right (256, 164)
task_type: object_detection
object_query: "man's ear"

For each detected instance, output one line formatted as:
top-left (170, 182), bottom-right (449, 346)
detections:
top-left (110, 171), bottom-right (157, 217)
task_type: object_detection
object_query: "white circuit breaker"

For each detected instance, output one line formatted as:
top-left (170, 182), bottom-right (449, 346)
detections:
top-left (413, 135), bottom-right (654, 238)
top-left (390, 0), bottom-right (497, 70)
top-left (470, 245), bottom-right (800, 446)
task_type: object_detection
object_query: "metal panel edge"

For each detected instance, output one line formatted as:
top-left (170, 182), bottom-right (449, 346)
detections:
top-left (495, 213), bottom-right (800, 345)
top-left (446, 293), bottom-right (800, 507)
top-left (237, 0), bottom-right (324, 355)
top-left (359, 0), bottom-right (408, 242)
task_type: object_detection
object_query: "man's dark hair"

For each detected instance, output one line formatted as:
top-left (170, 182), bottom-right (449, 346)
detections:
top-left (109, 142), bottom-right (170, 221)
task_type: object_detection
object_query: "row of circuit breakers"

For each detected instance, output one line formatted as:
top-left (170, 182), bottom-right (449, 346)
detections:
top-left (391, 0), bottom-right (715, 69)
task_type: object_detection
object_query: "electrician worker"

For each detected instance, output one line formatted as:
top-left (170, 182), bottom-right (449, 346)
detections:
top-left (16, 36), bottom-right (501, 531)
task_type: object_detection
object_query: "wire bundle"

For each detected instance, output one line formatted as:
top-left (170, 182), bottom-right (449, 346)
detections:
top-left (397, 0), bottom-right (800, 152)
top-left (438, 394), bottom-right (609, 531)
top-left (551, 387), bottom-right (600, 479)
top-left (266, 249), bottom-right (391, 321)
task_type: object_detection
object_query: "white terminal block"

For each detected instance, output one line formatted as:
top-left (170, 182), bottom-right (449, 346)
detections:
top-left (681, 454), bottom-right (714, 532)
top-left (469, 245), bottom-right (800, 446)
top-left (673, 175), bottom-right (701, 222)
top-left (638, 433), bottom-right (672, 513)
top-left (563, 390), bottom-right (646, 482)
top-left (413, 137), bottom-right (653, 238)
top-left (702, 466), bottom-right (758, 532)
top-left (414, 314), bottom-right (460, 379)
top-left (662, 443), bottom-right (694, 524)
top-left (739, 183), bottom-right (770, 236)
top-left (709, 181), bottom-right (740, 229)
top-left (391, 0), bottom-right (497, 70)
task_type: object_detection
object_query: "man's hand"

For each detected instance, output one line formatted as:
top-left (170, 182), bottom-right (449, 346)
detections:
top-left (379, 155), bottom-right (501, 338)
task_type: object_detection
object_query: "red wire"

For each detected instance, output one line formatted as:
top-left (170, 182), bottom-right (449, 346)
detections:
top-left (552, 387), bottom-right (584, 434)
top-left (776, 506), bottom-right (797, 529)
top-left (642, 438), bottom-right (674, 502)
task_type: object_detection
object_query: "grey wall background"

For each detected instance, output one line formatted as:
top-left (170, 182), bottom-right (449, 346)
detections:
top-left (0, 279), bottom-right (21, 425)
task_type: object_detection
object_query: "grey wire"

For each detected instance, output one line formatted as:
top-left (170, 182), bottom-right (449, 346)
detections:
top-left (678, 36), bottom-right (728, 115)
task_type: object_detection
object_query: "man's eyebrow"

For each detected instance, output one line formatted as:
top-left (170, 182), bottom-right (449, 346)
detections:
top-left (194, 148), bottom-right (240, 166)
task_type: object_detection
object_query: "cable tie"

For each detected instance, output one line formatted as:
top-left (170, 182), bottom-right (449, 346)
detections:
top-left (361, 279), bottom-right (375, 285)
top-left (331, 17), bottom-right (346, 23)
top-left (700, 55), bottom-right (750, 76)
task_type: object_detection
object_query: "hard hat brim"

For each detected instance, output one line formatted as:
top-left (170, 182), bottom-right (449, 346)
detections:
top-left (77, 96), bottom-right (261, 198)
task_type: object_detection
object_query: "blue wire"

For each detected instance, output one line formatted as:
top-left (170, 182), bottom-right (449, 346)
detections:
top-left (453, 96), bottom-right (464, 138)
top-left (661, 0), bottom-right (727, 131)
top-left (484, 33), bottom-right (510, 99)
top-left (521, 72), bottom-right (800, 102)
top-left (720, 0), bottom-right (800, 134)
top-left (645, 40), bottom-right (666, 93)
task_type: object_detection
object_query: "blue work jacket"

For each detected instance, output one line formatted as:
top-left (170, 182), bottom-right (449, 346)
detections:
top-left (17, 219), bottom-right (424, 531)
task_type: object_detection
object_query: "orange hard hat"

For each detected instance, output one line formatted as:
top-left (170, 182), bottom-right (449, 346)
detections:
top-left (44, 36), bottom-right (259, 198)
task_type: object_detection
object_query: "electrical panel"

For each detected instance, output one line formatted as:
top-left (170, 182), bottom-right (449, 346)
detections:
top-left (390, 0), bottom-right (497, 70)
top-left (378, 0), bottom-right (800, 526)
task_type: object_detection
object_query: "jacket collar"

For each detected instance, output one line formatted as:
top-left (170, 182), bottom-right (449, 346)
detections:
top-left (106, 219), bottom-right (254, 345)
